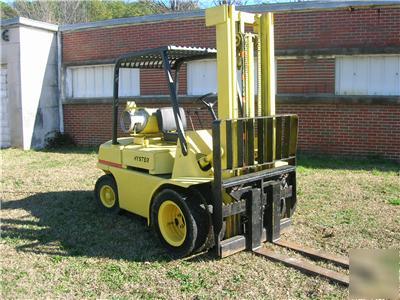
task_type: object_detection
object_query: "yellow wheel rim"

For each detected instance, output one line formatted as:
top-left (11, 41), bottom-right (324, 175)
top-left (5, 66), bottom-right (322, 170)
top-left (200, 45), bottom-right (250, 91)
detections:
top-left (158, 200), bottom-right (187, 247)
top-left (99, 185), bottom-right (116, 208)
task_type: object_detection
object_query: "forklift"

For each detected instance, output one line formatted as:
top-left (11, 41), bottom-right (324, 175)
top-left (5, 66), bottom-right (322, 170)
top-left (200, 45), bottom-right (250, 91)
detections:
top-left (95, 5), bottom-right (349, 285)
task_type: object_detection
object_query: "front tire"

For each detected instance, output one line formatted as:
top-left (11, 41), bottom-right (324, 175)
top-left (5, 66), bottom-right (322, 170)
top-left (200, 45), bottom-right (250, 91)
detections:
top-left (94, 174), bottom-right (120, 213)
top-left (152, 189), bottom-right (201, 258)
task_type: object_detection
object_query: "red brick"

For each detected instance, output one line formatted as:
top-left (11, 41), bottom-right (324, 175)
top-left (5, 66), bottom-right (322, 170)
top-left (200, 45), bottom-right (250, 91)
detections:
top-left (62, 6), bottom-right (400, 160)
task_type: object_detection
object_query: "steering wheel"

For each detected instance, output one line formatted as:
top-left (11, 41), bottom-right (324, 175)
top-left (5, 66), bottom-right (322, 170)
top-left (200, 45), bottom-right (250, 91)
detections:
top-left (196, 92), bottom-right (217, 120)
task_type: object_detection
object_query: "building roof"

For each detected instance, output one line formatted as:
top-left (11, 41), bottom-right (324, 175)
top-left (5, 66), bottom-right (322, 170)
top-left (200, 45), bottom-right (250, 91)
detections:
top-left (59, 0), bottom-right (400, 32)
top-left (0, 16), bottom-right (58, 31)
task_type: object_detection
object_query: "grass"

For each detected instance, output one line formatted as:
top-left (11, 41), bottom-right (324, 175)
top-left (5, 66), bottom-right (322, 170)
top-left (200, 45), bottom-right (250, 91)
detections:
top-left (1, 148), bottom-right (399, 299)
top-left (388, 198), bottom-right (400, 206)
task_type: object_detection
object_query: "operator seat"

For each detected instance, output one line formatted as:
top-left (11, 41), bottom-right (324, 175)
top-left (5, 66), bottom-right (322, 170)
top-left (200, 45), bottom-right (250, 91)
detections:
top-left (156, 107), bottom-right (187, 142)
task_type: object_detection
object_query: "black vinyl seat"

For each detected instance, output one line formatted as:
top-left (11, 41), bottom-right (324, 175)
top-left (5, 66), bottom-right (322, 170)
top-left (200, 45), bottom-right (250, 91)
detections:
top-left (156, 107), bottom-right (187, 142)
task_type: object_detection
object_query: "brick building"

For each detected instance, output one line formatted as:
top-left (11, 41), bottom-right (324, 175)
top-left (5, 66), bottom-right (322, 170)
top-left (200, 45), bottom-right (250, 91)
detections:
top-left (59, 1), bottom-right (400, 160)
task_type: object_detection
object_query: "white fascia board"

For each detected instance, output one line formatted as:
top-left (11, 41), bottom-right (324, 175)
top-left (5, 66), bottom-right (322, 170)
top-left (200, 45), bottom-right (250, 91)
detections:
top-left (1, 17), bottom-right (58, 32)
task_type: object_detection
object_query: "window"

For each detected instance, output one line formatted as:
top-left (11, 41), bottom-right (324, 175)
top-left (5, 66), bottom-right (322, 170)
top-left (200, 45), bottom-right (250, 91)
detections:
top-left (66, 65), bottom-right (140, 98)
top-left (335, 55), bottom-right (400, 96)
top-left (187, 59), bottom-right (217, 95)
top-left (187, 59), bottom-right (260, 96)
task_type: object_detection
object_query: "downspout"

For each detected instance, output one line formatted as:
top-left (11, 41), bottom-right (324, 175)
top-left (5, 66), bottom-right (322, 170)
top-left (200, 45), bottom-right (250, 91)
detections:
top-left (56, 29), bottom-right (64, 133)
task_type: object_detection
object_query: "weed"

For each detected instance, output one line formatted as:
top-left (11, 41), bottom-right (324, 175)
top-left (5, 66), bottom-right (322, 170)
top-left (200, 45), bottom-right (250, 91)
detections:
top-left (45, 132), bottom-right (76, 149)
top-left (334, 209), bottom-right (360, 225)
top-left (388, 198), bottom-right (400, 206)
top-left (101, 264), bottom-right (126, 290)
top-left (232, 273), bottom-right (244, 283)
top-left (167, 267), bottom-right (208, 293)
top-left (13, 179), bottom-right (23, 188)
top-left (51, 255), bottom-right (63, 263)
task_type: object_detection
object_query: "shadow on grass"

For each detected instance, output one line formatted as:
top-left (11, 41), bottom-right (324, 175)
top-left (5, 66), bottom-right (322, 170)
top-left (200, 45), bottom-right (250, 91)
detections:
top-left (1, 190), bottom-right (216, 263)
top-left (298, 154), bottom-right (399, 172)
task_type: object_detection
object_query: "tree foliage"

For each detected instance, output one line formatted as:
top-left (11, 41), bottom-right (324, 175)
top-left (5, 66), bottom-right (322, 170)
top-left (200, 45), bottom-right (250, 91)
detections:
top-left (87, 0), bottom-right (160, 22)
top-left (0, 1), bottom-right (18, 19)
top-left (1, 0), bottom-right (193, 24)
top-left (211, 0), bottom-right (250, 5)
top-left (1, 0), bottom-right (304, 24)
top-left (10, 0), bottom-right (88, 24)
top-left (153, 0), bottom-right (199, 12)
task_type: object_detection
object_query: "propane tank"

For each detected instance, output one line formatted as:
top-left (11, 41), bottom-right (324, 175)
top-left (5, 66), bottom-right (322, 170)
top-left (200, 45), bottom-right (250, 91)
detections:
top-left (120, 102), bottom-right (159, 134)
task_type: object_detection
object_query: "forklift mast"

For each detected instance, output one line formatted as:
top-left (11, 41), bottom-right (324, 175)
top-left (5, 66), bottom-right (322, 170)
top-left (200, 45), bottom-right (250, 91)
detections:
top-left (206, 5), bottom-right (277, 164)
top-left (206, 5), bottom-right (299, 257)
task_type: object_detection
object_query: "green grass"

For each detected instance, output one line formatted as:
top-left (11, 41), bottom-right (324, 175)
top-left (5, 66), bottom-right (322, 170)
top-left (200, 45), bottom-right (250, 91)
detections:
top-left (1, 148), bottom-right (399, 299)
top-left (166, 266), bottom-right (209, 293)
top-left (388, 198), bottom-right (400, 206)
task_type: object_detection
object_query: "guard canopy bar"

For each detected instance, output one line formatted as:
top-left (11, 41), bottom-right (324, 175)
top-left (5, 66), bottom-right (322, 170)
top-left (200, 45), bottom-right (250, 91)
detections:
top-left (115, 46), bottom-right (217, 70)
top-left (112, 45), bottom-right (217, 152)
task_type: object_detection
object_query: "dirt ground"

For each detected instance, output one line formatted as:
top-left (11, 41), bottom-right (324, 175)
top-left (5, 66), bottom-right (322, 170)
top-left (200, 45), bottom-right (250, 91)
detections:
top-left (1, 148), bottom-right (399, 299)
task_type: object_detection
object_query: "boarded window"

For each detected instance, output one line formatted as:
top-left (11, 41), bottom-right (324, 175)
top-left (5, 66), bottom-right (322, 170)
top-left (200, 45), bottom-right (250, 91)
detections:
top-left (187, 59), bottom-right (218, 95)
top-left (335, 56), bottom-right (400, 96)
top-left (187, 59), bottom-right (260, 96)
top-left (66, 65), bottom-right (140, 98)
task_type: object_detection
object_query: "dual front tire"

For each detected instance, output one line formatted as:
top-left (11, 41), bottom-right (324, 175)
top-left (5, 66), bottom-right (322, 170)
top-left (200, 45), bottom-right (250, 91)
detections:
top-left (151, 189), bottom-right (208, 257)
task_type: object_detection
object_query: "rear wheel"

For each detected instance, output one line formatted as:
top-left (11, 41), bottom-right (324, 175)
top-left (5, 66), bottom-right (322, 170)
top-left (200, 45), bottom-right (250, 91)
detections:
top-left (94, 174), bottom-right (120, 213)
top-left (152, 189), bottom-right (207, 257)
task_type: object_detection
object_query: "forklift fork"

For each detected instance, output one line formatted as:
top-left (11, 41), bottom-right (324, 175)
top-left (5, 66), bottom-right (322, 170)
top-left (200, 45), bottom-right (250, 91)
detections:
top-left (211, 117), bottom-right (349, 286)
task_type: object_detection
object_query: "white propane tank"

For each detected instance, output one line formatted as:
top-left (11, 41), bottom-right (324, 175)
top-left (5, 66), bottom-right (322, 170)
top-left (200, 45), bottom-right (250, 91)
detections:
top-left (120, 102), bottom-right (159, 134)
top-left (120, 109), bottom-right (148, 133)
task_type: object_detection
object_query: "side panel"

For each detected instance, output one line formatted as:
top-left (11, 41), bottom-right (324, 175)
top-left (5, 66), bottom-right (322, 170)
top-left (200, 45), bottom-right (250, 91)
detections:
top-left (110, 166), bottom-right (164, 218)
top-left (104, 166), bottom-right (213, 222)
top-left (122, 147), bottom-right (175, 175)
top-left (172, 129), bottom-right (214, 179)
top-left (98, 138), bottom-right (132, 165)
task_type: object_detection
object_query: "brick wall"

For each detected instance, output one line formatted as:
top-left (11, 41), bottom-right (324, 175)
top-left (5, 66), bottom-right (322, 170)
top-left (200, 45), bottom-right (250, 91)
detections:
top-left (62, 8), bottom-right (400, 63)
top-left (62, 19), bottom-right (215, 64)
top-left (274, 8), bottom-right (400, 50)
top-left (140, 66), bottom-right (187, 95)
top-left (277, 58), bottom-right (335, 94)
top-left (62, 6), bottom-right (400, 160)
top-left (62, 7), bottom-right (400, 97)
top-left (63, 101), bottom-right (213, 144)
top-left (277, 103), bottom-right (400, 160)
top-left (64, 101), bottom-right (400, 160)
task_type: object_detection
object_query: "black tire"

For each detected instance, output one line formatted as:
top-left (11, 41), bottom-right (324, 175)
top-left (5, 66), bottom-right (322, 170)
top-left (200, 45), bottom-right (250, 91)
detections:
top-left (152, 189), bottom-right (200, 258)
top-left (94, 174), bottom-right (120, 214)
top-left (187, 192), bottom-right (210, 252)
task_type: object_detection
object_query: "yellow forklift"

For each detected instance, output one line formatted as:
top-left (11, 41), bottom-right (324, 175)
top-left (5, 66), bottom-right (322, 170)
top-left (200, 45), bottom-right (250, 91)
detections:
top-left (95, 5), bottom-right (349, 285)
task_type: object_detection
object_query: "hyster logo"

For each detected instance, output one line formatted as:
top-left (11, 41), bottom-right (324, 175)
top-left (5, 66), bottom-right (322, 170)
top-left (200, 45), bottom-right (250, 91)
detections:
top-left (134, 156), bottom-right (150, 163)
